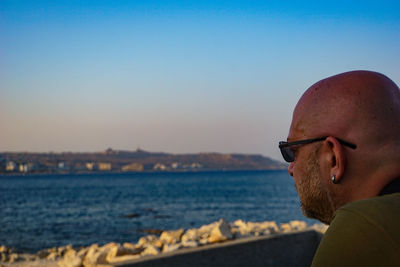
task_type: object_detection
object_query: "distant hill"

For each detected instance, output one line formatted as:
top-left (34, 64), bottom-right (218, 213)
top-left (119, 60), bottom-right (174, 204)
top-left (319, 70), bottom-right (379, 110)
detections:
top-left (0, 148), bottom-right (287, 174)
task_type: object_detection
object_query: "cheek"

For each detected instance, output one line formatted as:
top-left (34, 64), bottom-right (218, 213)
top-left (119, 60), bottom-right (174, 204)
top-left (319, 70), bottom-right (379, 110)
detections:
top-left (314, 161), bottom-right (330, 187)
top-left (293, 177), bottom-right (302, 194)
top-left (291, 165), bottom-right (305, 187)
top-left (293, 151), bottom-right (317, 187)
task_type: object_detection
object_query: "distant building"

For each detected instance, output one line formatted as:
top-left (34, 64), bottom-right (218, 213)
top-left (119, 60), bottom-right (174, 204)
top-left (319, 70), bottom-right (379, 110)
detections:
top-left (182, 162), bottom-right (202, 170)
top-left (6, 161), bottom-right (17, 172)
top-left (85, 162), bottom-right (111, 171)
top-left (98, 162), bottom-right (112, 171)
top-left (86, 162), bottom-right (96, 171)
top-left (58, 162), bottom-right (70, 171)
top-left (171, 162), bottom-right (182, 169)
top-left (121, 163), bottom-right (144, 172)
top-left (19, 163), bottom-right (35, 173)
top-left (190, 163), bottom-right (202, 169)
top-left (153, 163), bottom-right (167, 171)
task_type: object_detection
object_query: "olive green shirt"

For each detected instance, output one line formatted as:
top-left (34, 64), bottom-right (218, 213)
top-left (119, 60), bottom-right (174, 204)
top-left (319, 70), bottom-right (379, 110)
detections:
top-left (311, 193), bottom-right (400, 267)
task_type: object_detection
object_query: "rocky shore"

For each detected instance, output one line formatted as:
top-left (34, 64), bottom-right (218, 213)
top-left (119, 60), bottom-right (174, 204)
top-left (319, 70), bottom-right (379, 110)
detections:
top-left (0, 219), bottom-right (327, 267)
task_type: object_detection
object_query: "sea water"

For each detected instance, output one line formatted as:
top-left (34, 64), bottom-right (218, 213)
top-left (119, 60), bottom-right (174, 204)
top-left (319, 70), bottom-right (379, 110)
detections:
top-left (0, 170), bottom-right (316, 252)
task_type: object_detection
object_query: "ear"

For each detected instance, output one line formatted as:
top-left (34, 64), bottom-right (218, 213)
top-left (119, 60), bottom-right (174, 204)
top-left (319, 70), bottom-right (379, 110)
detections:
top-left (324, 136), bottom-right (346, 183)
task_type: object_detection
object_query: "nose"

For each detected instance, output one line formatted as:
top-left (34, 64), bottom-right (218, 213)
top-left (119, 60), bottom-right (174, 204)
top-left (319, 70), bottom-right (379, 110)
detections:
top-left (288, 162), bottom-right (294, 177)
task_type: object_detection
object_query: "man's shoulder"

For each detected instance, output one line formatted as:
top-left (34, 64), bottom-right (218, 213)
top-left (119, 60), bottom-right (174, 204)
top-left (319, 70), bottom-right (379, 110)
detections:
top-left (311, 194), bottom-right (400, 266)
top-left (337, 193), bottom-right (400, 225)
top-left (342, 192), bottom-right (400, 209)
top-left (330, 193), bottom-right (400, 240)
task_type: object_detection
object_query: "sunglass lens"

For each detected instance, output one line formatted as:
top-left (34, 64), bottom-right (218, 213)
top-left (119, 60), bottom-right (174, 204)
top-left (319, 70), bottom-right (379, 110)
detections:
top-left (281, 147), bottom-right (295, 162)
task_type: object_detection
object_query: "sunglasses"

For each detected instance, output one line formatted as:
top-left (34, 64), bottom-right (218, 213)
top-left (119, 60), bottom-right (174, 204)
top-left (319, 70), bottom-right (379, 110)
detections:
top-left (278, 136), bottom-right (357, 163)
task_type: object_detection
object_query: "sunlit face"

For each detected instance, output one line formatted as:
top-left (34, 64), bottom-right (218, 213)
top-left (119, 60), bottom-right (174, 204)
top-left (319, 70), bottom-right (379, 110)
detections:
top-left (294, 148), bottom-right (333, 224)
top-left (288, 98), bottom-right (335, 224)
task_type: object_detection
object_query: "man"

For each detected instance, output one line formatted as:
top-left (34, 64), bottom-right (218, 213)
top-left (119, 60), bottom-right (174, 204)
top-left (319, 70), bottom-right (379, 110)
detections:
top-left (279, 70), bottom-right (400, 266)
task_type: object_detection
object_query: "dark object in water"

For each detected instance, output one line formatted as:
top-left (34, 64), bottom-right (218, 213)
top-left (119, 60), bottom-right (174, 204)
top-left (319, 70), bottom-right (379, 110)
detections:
top-left (137, 228), bottom-right (164, 235)
top-left (123, 213), bottom-right (140, 218)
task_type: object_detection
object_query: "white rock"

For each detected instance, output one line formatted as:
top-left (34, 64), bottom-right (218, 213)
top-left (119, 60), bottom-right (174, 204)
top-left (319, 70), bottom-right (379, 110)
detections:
top-left (101, 242), bottom-right (118, 250)
top-left (105, 245), bottom-right (120, 263)
top-left (122, 243), bottom-right (137, 249)
top-left (160, 228), bottom-right (184, 244)
top-left (232, 220), bottom-right (280, 238)
top-left (289, 220), bottom-right (308, 231)
top-left (48, 218), bottom-right (316, 266)
top-left (261, 221), bottom-right (279, 234)
top-left (8, 253), bottom-right (19, 263)
top-left (82, 244), bottom-right (98, 262)
top-left (62, 257), bottom-right (82, 267)
top-left (64, 249), bottom-right (77, 259)
top-left (82, 243), bottom-right (110, 267)
top-left (141, 245), bottom-right (160, 256)
top-left (58, 245), bottom-right (73, 256)
top-left (197, 221), bottom-right (218, 238)
top-left (233, 219), bottom-right (247, 228)
top-left (196, 220), bottom-right (219, 241)
top-left (138, 235), bottom-right (157, 246)
top-left (311, 223), bottom-right (329, 233)
top-left (1, 253), bottom-right (8, 262)
top-left (162, 243), bottom-right (182, 253)
top-left (138, 235), bottom-right (163, 249)
top-left (107, 254), bottom-right (141, 264)
top-left (208, 218), bottom-right (233, 243)
top-left (47, 251), bottom-right (58, 260)
top-left (233, 219), bottom-right (251, 236)
top-left (77, 247), bottom-right (89, 260)
top-left (262, 229), bottom-right (271, 235)
top-left (106, 244), bottom-right (142, 263)
top-left (199, 238), bottom-right (209, 245)
top-left (58, 249), bottom-right (82, 267)
top-left (182, 240), bottom-right (198, 248)
top-left (181, 229), bottom-right (199, 242)
top-left (280, 223), bottom-right (292, 233)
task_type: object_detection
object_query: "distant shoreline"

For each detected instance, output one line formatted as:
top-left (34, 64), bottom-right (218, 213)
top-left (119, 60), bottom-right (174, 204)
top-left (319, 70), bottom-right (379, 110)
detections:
top-left (0, 169), bottom-right (287, 177)
top-left (0, 148), bottom-right (287, 175)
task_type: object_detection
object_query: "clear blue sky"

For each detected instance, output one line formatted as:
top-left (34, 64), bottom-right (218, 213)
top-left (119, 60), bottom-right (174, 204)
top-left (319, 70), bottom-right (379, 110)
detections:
top-left (1, 0), bottom-right (399, 160)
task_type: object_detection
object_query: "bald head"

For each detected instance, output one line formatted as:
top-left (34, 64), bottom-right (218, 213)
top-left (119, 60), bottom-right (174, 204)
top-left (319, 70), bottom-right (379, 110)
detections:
top-left (293, 71), bottom-right (400, 143)
top-left (292, 71), bottom-right (400, 168)
top-left (288, 70), bottom-right (400, 211)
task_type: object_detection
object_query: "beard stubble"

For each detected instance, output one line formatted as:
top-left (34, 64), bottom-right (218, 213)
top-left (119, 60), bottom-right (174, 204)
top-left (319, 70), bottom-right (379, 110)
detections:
top-left (296, 150), bottom-right (333, 224)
